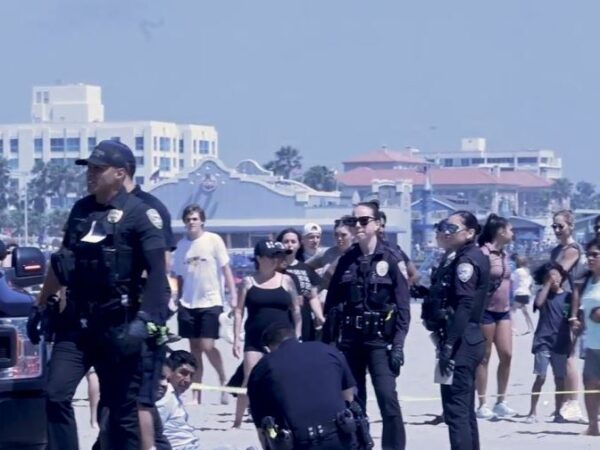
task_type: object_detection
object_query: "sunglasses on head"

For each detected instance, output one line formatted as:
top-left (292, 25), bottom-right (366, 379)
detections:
top-left (551, 223), bottom-right (565, 231)
top-left (346, 216), bottom-right (376, 227)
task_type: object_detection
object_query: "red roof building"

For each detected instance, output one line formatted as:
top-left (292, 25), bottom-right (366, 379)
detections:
top-left (342, 148), bottom-right (429, 172)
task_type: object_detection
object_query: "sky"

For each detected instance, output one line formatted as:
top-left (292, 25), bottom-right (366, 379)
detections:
top-left (1, 0), bottom-right (599, 181)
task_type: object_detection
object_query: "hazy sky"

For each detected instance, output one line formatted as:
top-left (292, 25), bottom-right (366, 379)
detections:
top-left (1, 1), bottom-right (598, 181)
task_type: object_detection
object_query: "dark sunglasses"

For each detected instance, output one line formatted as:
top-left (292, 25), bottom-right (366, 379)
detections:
top-left (551, 223), bottom-right (565, 231)
top-left (346, 216), bottom-right (376, 227)
top-left (436, 221), bottom-right (464, 235)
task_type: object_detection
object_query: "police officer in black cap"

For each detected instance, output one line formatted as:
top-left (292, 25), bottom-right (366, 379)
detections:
top-left (422, 211), bottom-right (490, 450)
top-left (30, 140), bottom-right (169, 450)
top-left (247, 322), bottom-right (372, 450)
top-left (323, 200), bottom-right (410, 450)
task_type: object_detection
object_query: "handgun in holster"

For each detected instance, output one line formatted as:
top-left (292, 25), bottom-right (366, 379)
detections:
top-left (261, 416), bottom-right (294, 450)
top-left (348, 401), bottom-right (374, 449)
top-left (42, 294), bottom-right (61, 342)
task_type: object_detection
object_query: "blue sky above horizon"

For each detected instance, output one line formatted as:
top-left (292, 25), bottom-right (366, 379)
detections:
top-left (1, 1), bottom-right (598, 181)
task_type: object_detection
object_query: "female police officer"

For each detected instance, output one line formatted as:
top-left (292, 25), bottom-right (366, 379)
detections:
top-left (423, 211), bottom-right (490, 450)
top-left (323, 200), bottom-right (410, 450)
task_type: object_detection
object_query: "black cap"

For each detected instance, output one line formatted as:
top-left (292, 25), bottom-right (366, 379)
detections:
top-left (76, 140), bottom-right (136, 175)
top-left (254, 239), bottom-right (291, 258)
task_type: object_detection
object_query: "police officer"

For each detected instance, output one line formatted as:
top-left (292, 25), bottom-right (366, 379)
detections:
top-left (323, 200), bottom-right (410, 450)
top-left (247, 322), bottom-right (371, 450)
top-left (422, 211), bottom-right (490, 450)
top-left (31, 141), bottom-right (169, 450)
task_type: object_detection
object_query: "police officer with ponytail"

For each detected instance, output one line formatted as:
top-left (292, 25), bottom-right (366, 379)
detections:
top-left (422, 211), bottom-right (490, 450)
top-left (324, 200), bottom-right (410, 450)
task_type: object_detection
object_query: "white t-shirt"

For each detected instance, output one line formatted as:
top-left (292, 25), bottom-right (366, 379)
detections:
top-left (173, 232), bottom-right (230, 309)
top-left (511, 267), bottom-right (533, 297)
top-left (581, 278), bottom-right (600, 350)
top-left (156, 385), bottom-right (200, 450)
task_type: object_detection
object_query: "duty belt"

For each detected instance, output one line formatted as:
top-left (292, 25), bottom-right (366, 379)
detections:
top-left (294, 420), bottom-right (340, 443)
top-left (343, 310), bottom-right (393, 337)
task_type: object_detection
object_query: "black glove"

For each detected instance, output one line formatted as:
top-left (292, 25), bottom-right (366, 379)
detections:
top-left (438, 344), bottom-right (455, 377)
top-left (388, 346), bottom-right (404, 376)
top-left (26, 305), bottom-right (42, 345)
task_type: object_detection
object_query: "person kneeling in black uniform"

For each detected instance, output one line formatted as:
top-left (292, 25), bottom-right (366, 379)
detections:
top-left (422, 211), bottom-right (490, 450)
top-left (247, 323), bottom-right (372, 450)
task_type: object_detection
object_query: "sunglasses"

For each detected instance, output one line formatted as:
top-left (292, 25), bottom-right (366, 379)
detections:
top-left (346, 216), bottom-right (376, 227)
top-left (436, 221), bottom-right (464, 235)
top-left (586, 251), bottom-right (600, 259)
top-left (551, 223), bottom-right (565, 231)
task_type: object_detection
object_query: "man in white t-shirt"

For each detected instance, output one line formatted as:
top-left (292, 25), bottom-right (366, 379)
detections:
top-left (172, 204), bottom-right (237, 404)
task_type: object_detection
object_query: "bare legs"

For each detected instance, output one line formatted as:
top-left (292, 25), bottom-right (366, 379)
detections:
top-left (233, 351), bottom-right (263, 428)
top-left (189, 338), bottom-right (227, 404)
top-left (476, 319), bottom-right (513, 408)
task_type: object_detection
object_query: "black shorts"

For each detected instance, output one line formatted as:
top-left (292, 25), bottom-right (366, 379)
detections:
top-left (514, 295), bottom-right (530, 305)
top-left (177, 305), bottom-right (223, 339)
top-left (481, 309), bottom-right (511, 325)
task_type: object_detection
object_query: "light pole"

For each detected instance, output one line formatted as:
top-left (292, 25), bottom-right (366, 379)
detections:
top-left (14, 171), bottom-right (32, 246)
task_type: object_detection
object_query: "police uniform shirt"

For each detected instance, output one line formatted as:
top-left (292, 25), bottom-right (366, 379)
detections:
top-left (445, 242), bottom-right (490, 348)
top-left (62, 189), bottom-right (167, 320)
top-left (131, 185), bottom-right (176, 251)
top-left (247, 340), bottom-right (356, 431)
top-left (324, 240), bottom-right (411, 348)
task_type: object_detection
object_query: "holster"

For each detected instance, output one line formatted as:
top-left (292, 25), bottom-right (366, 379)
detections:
top-left (322, 305), bottom-right (342, 344)
top-left (261, 417), bottom-right (294, 450)
top-left (50, 249), bottom-right (75, 286)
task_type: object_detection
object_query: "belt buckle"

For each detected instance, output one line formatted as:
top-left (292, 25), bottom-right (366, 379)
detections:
top-left (355, 316), bottom-right (363, 330)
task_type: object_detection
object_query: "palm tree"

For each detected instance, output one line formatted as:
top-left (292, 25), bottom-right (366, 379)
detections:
top-left (302, 166), bottom-right (337, 191)
top-left (264, 146), bottom-right (303, 179)
top-left (551, 178), bottom-right (573, 209)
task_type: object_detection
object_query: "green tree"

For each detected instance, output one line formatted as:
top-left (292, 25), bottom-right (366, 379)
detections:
top-left (0, 157), bottom-right (18, 212)
top-left (551, 178), bottom-right (573, 209)
top-left (302, 166), bottom-right (337, 191)
top-left (571, 181), bottom-right (596, 209)
top-left (264, 146), bottom-right (303, 179)
top-left (28, 160), bottom-right (86, 214)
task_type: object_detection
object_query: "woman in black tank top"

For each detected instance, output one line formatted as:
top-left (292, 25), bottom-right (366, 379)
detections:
top-left (232, 239), bottom-right (300, 428)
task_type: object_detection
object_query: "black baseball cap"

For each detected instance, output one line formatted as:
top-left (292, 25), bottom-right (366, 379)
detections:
top-left (76, 140), bottom-right (136, 175)
top-left (254, 239), bottom-right (292, 258)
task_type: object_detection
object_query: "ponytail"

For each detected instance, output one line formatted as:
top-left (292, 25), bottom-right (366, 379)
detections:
top-left (477, 213), bottom-right (509, 247)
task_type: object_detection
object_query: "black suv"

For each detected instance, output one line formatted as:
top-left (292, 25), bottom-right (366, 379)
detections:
top-left (0, 247), bottom-right (48, 449)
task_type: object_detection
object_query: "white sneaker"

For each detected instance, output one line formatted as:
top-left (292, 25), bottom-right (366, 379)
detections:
top-left (524, 415), bottom-right (538, 424)
top-left (476, 404), bottom-right (495, 419)
top-left (560, 400), bottom-right (585, 422)
top-left (493, 402), bottom-right (517, 418)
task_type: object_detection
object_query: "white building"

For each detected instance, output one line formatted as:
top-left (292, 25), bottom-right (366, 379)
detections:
top-left (424, 138), bottom-right (563, 180)
top-left (0, 84), bottom-right (218, 187)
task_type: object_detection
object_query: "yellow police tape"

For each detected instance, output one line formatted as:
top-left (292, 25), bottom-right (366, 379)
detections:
top-left (191, 383), bottom-right (600, 401)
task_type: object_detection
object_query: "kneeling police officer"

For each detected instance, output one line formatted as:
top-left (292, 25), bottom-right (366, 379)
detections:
top-left (31, 142), bottom-right (169, 450)
top-left (422, 211), bottom-right (490, 450)
top-left (247, 323), bottom-right (372, 450)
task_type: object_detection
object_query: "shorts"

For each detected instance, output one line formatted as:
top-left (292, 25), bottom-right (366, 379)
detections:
top-left (514, 295), bottom-right (530, 305)
top-left (533, 349), bottom-right (568, 378)
top-left (177, 305), bottom-right (222, 339)
top-left (481, 310), bottom-right (511, 325)
top-left (583, 348), bottom-right (600, 379)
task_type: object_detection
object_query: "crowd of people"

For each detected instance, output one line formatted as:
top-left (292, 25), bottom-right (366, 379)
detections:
top-left (20, 138), bottom-right (600, 450)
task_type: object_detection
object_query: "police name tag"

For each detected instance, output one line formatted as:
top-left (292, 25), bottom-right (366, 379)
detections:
top-left (457, 263), bottom-right (474, 282)
top-left (376, 261), bottom-right (389, 276)
top-left (146, 208), bottom-right (163, 229)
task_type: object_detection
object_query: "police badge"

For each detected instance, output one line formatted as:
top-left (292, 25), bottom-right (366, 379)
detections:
top-left (107, 209), bottom-right (123, 224)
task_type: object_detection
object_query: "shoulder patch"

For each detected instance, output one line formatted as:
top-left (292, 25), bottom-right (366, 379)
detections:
top-left (146, 208), bottom-right (163, 229)
top-left (457, 263), bottom-right (474, 283)
top-left (397, 261), bottom-right (408, 279)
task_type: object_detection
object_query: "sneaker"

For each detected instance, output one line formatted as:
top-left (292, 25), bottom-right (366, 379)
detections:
top-left (560, 400), bottom-right (585, 422)
top-left (477, 404), bottom-right (495, 419)
top-left (524, 415), bottom-right (538, 424)
top-left (493, 402), bottom-right (517, 418)
top-left (553, 412), bottom-right (568, 423)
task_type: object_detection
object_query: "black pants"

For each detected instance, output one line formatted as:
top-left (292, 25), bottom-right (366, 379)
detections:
top-left (341, 343), bottom-right (405, 450)
top-left (440, 324), bottom-right (486, 450)
top-left (295, 431), bottom-right (356, 450)
top-left (46, 338), bottom-right (93, 450)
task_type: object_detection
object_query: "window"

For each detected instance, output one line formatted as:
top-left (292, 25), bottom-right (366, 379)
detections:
top-left (159, 137), bottom-right (170, 152)
top-left (471, 158), bottom-right (484, 164)
top-left (179, 159), bottom-right (184, 169)
top-left (135, 137), bottom-right (144, 151)
top-left (159, 157), bottom-right (171, 171)
top-left (179, 139), bottom-right (184, 153)
top-left (517, 157), bottom-right (538, 164)
top-left (153, 136), bottom-right (157, 151)
top-left (34, 138), bottom-right (43, 153)
top-left (50, 138), bottom-right (64, 153)
top-left (66, 138), bottom-right (80, 152)
top-left (172, 138), bottom-right (176, 152)
top-left (460, 158), bottom-right (470, 166)
top-left (211, 141), bottom-right (216, 154)
top-left (0, 140), bottom-right (3, 154)
top-left (10, 139), bottom-right (18, 154)
top-left (35, 92), bottom-right (42, 103)
top-left (110, 136), bottom-right (121, 143)
top-left (135, 156), bottom-right (144, 167)
top-left (442, 158), bottom-right (453, 167)
top-left (199, 140), bottom-right (209, 154)
top-left (135, 176), bottom-right (144, 185)
top-left (43, 91), bottom-right (49, 103)
top-left (88, 137), bottom-right (96, 151)
top-left (487, 157), bottom-right (513, 164)
top-left (193, 140), bottom-right (197, 153)
top-left (541, 157), bottom-right (549, 164)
